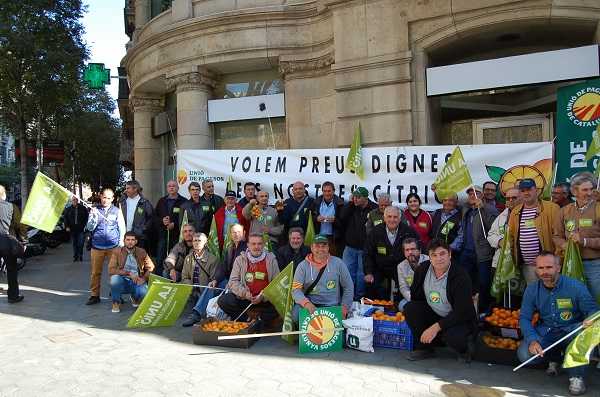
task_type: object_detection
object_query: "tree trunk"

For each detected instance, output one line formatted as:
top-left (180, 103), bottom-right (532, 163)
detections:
top-left (19, 118), bottom-right (28, 210)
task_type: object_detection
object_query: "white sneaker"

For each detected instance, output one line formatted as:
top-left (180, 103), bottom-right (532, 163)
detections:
top-left (111, 303), bottom-right (120, 313)
top-left (130, 296), bottom-right (139, 308)
top-left (568, 377), bottom-right (586, 396)
top-left (546, 361), bottom-right (560, 376)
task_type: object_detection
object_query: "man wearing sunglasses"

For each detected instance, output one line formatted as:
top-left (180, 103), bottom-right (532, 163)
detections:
top-left (488, 187), bottom-right (521, 270)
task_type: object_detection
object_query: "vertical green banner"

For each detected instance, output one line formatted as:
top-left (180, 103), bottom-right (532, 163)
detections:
top-left (126, 282), bottom-right (193, 328)
top-left (556, 79), bottom-right (600, 182)
top-left (299, 306), bottom-right (343, 354)
top-left (21, 172), bottom-right (71, 233)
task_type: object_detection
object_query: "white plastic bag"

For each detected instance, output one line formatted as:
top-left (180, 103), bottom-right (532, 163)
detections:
top-left (343, 315), bottom-right (374, 353)
top-left (206, 290), bottom-right (230, 320)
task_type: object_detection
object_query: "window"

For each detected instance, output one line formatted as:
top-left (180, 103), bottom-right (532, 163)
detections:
top-left (214, 118), bottom-right (288, 149)
top-left (214, 70), bottom-right (283, 99)
top-left (150, 0), bottom-right (172, 19)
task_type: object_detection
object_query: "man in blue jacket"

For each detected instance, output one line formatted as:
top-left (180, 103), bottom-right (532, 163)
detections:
top-left (85, 188), bottom-right (125, 305)
top-left (518, 251), bottom-right (598, 396)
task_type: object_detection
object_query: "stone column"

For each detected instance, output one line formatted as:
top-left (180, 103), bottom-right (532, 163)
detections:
top-left (166, 68), bottom-right (216, 150)
top-left (134, 0), bottom-right (150, 39)
top-left (130, 96), bottom-right (163, 204)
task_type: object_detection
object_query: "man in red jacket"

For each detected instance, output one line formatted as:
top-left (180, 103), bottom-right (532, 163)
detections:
top-left (214, 191), bottom-right (248, 249)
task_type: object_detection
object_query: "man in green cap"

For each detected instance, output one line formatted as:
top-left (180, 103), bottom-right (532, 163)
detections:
top-left (339, 186), bottom-right (377, 299)
top-left (291, 234), bottom-right (354, 323)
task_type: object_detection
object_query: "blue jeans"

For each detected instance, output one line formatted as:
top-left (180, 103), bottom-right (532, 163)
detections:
top-left (398, 298), bottom-right (409, 311)
top-left (582, 258), bottom-right (600, 304)
top-left (192, 279), bottom-right (227, 317)
top-left (342, 246), bottom-right (365, 299)
top-left (110, 275), bottom-right (148, 303)
top-left (71, 231), bottom-right (84, 259)
top-left (517, 328), bottom-right (585, 378)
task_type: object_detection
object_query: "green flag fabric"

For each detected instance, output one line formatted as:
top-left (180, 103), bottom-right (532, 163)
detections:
top-left (490, 227), bottom-right (519, 302)
top-left (223, 224), bottom-right (233, 256)
top-left (226, 175), bottom-right (235, 191)
top-left (584, 125), bottom-right (600, 161)
top-left (262, 232), bottom-right (273, 252)
top-left (179, 210), bottom-right (188, 242)
top-left (304, 211), bottom-right (315, 246)
top-left (149, 273), bottom-right (174, 288)
top-left (207, 215), bottom-right (221, 262)
top-left (21, 172), bottom-right (72, 233)
top-left (541, 162), bottom-right (557, 201)
top-left (563, 311), bottom-right (600, 368)
top-left (562, 239), bottom-right (586, 283)
top-left (433, 147), bottom-right (473, 200)
top-left (262, 262), bottom-right (296, 344)
top-left (346, 123), bottom-right (365, 180)
top-left (126, 281), bottom-right (193, 328)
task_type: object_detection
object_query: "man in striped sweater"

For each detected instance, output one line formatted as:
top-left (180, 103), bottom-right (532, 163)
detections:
top-left (291, 235), bottom-right (354, 323)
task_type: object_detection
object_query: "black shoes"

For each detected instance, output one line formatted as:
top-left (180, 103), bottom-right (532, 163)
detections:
top-left (8, 295), bottom-right (24, 303)
top-left (182, 311), bottom-right (202, 327)
top-left (85, 296), bottom-right (101, 305)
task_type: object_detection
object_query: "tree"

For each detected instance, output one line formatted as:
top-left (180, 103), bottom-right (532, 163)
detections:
top-left (0, 1), bottom-right (88, 208)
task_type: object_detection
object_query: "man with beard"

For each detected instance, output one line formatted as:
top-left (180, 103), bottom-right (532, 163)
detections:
top-left (397, 238), bottom-right (429, 310)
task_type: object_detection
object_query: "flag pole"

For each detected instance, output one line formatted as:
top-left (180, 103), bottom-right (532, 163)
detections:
top-left (507, 280), bottom-right (511, 309)
top-left (218, 328), bottom-right (345, 340)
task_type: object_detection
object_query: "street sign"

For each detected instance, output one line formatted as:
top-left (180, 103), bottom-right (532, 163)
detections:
top-left (83, 63), bottom-right (110, 89)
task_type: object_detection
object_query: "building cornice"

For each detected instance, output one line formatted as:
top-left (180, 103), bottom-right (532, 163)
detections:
top-left (129, 96), bottom-right (164, 113)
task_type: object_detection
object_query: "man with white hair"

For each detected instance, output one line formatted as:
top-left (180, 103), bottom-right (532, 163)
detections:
top-left (0, 185), bottom-right (26, 303)
top-left (364, 205), bottom-right (418, 300)
top-left (365, 193), bottom-right (393, 237)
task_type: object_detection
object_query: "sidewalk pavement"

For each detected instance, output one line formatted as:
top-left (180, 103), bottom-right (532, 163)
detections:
top-left (1, 244), bottom-right (598, 397)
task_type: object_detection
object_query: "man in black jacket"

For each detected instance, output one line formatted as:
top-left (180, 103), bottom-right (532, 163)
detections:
top-left (311, 181), bottom-right (344, 256)
top-left (154, 180), bottom-right (187, 275)
top-left (404, 239), bottom-right (477, 361)
top-left (0, 185), bottom-right (26, 303)
top-left (276, 227), bottom-right (310, 271)
top-left (64, 196), bottom-right (89, 261)
top-left (339, 187), bottom-right (377, 300)
top-left (118, 180), bottom-right (154, 249)
top-left (198, 179), bottom-right (224, 234)
top-left (364, 206), bottom-right (418, 300)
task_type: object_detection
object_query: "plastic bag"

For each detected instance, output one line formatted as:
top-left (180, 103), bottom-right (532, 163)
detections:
top-left (206, 290), bottom-right (230, 320)
top-left (343, 315), bottom-right (374, 353)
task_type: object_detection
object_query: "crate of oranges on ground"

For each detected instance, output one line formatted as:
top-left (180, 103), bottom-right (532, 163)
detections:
top-left (362, 298), bottom-right (396, 311)
top-left (192, 318), bottom-right (262, 348)
top-left (370, 310), bottom-right (413, 350)
top-left (473, 332), bottom-right (521, 366)
top-left (483, 307), bottom-right (540, 339)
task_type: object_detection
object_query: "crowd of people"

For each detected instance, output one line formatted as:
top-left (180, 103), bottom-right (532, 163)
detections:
top-left (2, 172), bottom-right (599, 396)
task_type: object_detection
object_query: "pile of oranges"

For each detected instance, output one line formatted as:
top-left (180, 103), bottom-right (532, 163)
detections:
top-left (372, 311), bottom-right (405, 322)
top-left (482, 334), bottom-right (521, 350)
top-left (364, 298), bottom-right (395, 307)
top-left (201, 320), bottom-right (250, 334)
top-left (484, 308), bottom-right (540, 328)
top-left (251, 205), bottom-right (263, 219)
top-left (485, 308), bottom-right (520, 328)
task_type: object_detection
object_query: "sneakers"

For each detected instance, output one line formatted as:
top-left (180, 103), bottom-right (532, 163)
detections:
top-left (7, 295), bottom-right (24, 304)
top-left (407, 349), bottom-right (436, 361)
top-left (111, 303), bottom-right (120, 313)
top-left (546, 361), bottom-right (560, 377)
top-left (182, 311), bottom-right (202, 327)
top-left (85, 296), bottom-right (100, 305)
top-left (130, 296), bottom-right (140, 308)
top-left (568, 377), bottom-right (586, 396)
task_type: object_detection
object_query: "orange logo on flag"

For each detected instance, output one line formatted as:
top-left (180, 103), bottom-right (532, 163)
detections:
top-left (572, 92), bottom-right (600, 123)
top-left (177, 169), bottom-right (188, 185)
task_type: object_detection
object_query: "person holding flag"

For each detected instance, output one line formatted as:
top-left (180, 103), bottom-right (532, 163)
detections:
top-left (517, 251), bottom-right (598, 396)
top-left (198, 179), bottom-right (224, 235)
top-left (553, 172), bottom-right (600, 304)
top-left (291, 234), bottom-right (354, 323)
top-left (163, 223), bottom-right (195, 282)
top-left (215, 190), bottom-right (248, 249)
top-left (243, 190), bottom-right (282, 251)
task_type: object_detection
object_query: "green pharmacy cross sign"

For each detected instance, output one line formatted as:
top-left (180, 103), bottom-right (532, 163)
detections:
top-left (83, 63), bottom-right (111, 89)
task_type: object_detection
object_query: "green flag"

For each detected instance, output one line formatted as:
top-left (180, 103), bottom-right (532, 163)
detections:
top-left (490, 227), bottom-right (518, 302)
top-left (207, 215), bottom-right (221, 262)
top-left (126, 281), bottom-right (193, 328)
top-left (263, 232), bottom-right (273, 252)
top-left (563, 311), bottom-right (600, 368)
top-left (304, 211), bottom-right (315, 246)
top-left (541, 162), bottom-right (557, 201)
top-left (562, 239), bottom-right (586, 283)
top-left (584, 125), bottom-right (600, 161)
top-left (262, 262), bottom-right (296, 344)
top-left (223, 224), bottom-right (233, 256)
top-left (21, 172), bottom-right (72, 233)
top-left (149, 273), bottom-right (174, 288)
top-left (226, 175), bottom-right (235, 191)
top-left (433, 146), bottom-right (473, 200)
top-left (179, 210), bottom-right (188, 242)
top-left (346, 123), bottom-right (365, 180)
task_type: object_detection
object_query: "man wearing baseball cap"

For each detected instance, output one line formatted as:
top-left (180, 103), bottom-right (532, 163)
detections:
top-left (338, 187), bottom-right (377, 299)
top-left (214, 190), bottom-right (248, 249)
top-left (291, 234), bottom-right (354, 323)
top-left (508, 178), bottom-right (559, 284)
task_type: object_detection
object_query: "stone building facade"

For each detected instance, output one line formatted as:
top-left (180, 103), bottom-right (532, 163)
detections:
top-left (121, 0), bottom-right (600, 203)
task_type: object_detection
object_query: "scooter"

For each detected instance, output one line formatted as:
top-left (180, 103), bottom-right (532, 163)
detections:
top-left (25, 228), bottom-right (47, 257)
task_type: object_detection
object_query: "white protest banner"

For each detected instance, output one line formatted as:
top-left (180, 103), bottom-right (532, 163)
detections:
top-left (177, 142), bottom-right (552, 211)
